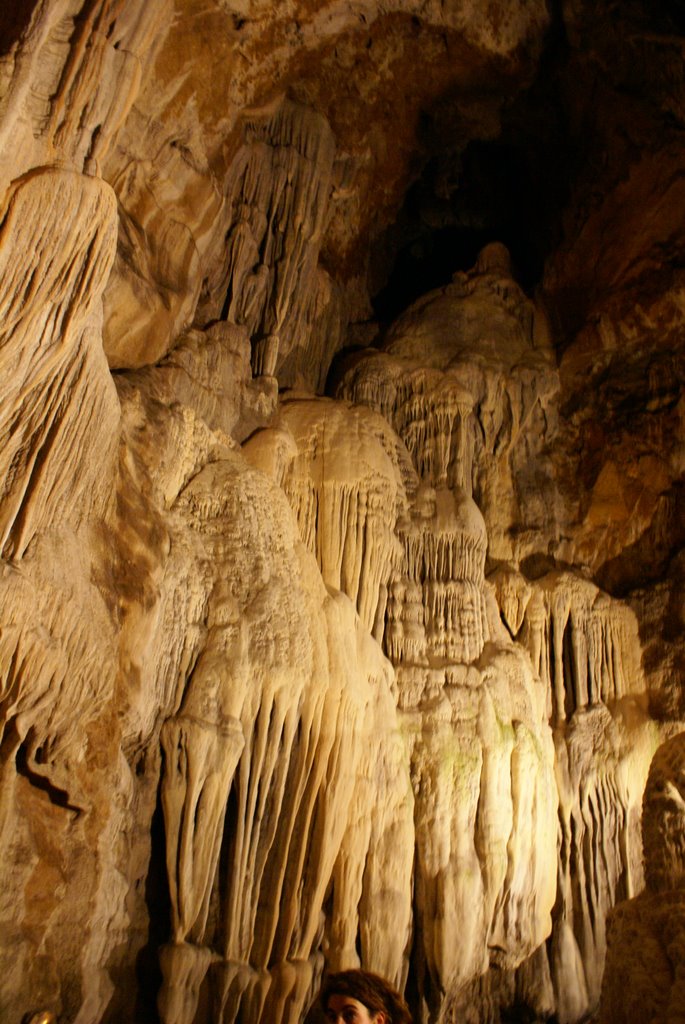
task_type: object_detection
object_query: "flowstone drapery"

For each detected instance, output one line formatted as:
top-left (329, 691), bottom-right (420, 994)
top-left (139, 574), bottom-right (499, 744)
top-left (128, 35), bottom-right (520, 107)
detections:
top-left (1, 4), bottom-right (683, 1023)
top-left (335, 245), bottom-right (658, 1024)
top-left (117, 360), bottom-right (414, 1024)
top-left (336, 242), bottom-right (560, 556)
top-left (600, 731), bottom-right (685, 1024)
top-left (241, 371), bottom-right (559, 1021)
top-left (510, 572), bottom-right (654, 1021)
top-left (195, 98), bottom-right (349, 390)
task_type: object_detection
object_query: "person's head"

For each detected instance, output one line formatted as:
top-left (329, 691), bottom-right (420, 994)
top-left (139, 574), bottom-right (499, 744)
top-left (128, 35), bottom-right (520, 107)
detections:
top-left (319, 969), bottom-right (412, 1024)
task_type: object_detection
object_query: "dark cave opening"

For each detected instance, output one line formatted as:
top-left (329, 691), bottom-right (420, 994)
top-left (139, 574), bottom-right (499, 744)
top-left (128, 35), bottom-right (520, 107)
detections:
top-left (133, 788), bottom-right (170, 1024)
top-left (370, 121), bottom-right (573, 328)
top-left (0, 3), bottom-right (40, 56)
top-left (371, 136), bottom-right (554, 327)
top-left (370, 4), bottom-right (574, 328)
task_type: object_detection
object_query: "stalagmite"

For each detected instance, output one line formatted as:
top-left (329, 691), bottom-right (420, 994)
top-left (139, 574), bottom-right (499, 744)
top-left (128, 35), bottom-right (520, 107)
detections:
top-left (333, 244), bottom-right (665, 1023)
top-left (273, 387), bottom-right (558, 1022)
top-left (117, 386), bottom-right (414, 1024)
top-left (157, 588), bottom-right (247, 1024)
top-left (337, 244), bottom-right (560, 564)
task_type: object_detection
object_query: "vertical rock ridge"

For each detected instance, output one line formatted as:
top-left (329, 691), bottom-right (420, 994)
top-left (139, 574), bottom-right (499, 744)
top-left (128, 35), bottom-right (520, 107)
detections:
top-left (0, 168), bottom-right (118, 558)
top-left (200, 98), bottom-right (341, 387)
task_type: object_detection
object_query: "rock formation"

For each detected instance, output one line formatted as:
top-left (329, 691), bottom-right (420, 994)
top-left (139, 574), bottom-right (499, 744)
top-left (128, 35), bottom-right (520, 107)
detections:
top-left (0, 2), bottom-right (683, 1024)
top-left (600, 731), bottom-right (685, 1024)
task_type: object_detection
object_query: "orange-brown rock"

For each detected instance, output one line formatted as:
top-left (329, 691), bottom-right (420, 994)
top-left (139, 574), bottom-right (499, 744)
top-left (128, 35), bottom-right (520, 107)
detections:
top-left (0, 2), bottom-right (683, 1024)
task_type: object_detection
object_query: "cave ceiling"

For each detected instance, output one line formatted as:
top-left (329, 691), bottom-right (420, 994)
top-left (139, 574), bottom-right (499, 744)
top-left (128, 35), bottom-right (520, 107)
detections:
top-left (87, 0), bottom-right (685, 389)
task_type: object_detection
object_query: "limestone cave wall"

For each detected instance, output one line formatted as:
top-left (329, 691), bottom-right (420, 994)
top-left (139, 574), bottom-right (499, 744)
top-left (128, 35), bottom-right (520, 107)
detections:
top-left (0, 2), bottom-right (683, 1024)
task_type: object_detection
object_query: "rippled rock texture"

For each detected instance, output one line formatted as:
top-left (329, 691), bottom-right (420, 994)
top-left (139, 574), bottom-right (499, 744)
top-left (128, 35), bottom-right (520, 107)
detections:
top-left (600, 730), bottom-right (685, 1024)
top-left (0, 2), bottom-right (683, 1024)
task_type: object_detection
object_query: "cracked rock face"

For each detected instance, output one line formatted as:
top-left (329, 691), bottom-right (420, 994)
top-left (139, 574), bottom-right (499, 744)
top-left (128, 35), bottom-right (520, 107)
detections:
top-left (0, 2), bottom-right (684, 1024)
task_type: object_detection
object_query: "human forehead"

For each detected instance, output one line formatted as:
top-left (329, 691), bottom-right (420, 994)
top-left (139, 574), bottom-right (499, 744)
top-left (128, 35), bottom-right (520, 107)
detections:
top-left (326, 993), bottom-right (372, 1015)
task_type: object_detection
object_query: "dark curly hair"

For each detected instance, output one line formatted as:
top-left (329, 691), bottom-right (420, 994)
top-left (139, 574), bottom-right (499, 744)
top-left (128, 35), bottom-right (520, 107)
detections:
top-left (319, 969), bottom-right (413, 1024)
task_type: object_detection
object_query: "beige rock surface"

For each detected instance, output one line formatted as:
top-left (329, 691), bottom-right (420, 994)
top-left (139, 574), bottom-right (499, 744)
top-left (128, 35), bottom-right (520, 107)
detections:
top-left (0, 2), bottom-right (683, 1024)
top-left (0, 167), bottom-right (119, 559)
top-left (336, 246), bottom-right (560, 565)
top-left (600, 731), bottom-right (685, 1024)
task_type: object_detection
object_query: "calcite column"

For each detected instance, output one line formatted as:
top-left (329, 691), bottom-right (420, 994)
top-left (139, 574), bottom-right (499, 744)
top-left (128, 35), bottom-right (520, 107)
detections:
top-left (157, 588), bottom-right (248, 1024)
top-left (247, 400), bottom-right (416, 1002)
top-left (511, 571), bottom-right (654, 1021)
top-left (334, 252), bottom-right (563, 1021)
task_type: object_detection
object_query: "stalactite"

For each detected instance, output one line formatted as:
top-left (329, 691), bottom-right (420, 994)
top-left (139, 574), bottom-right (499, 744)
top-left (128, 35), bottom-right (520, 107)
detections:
top-left (202, 97), bottom-right (345, 386)
top-left (339, 359), bottom-right (476, 494)
top-left (135, 435), bottom-right (415, 1024)
top-left (517, 572), bottom-right (644, 725)
top-left (387, 484), bottom-right (489, 670)
top-left (277, 398), bottom-right (413, 635)
top-left (492, 569), bottom-right (656, 1021)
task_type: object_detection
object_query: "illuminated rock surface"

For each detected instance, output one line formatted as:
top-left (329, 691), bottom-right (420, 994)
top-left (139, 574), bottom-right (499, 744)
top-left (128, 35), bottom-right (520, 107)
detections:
top-left (600, 731), bottom-right (685, 1024)
top-left (0, 2), bottom-right (683, 1024)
